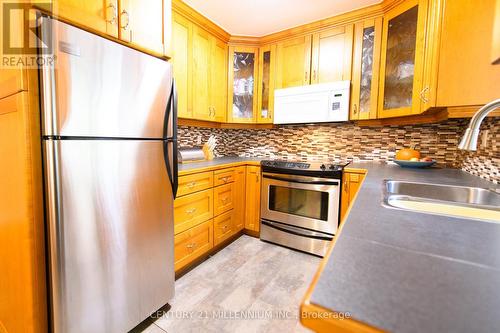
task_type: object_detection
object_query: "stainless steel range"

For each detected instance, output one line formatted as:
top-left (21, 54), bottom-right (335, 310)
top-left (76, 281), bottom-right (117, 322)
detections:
top-left (260, 160), bottom-right (348, 257)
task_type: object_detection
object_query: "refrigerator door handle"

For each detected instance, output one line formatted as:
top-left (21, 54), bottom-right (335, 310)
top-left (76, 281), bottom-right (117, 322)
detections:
top-left (163, 79), bottom-right (178, 198)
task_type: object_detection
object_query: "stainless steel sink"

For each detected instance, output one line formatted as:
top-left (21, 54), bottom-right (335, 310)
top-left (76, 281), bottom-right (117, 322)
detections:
top-left (383, 180), bottom-right (500, 223)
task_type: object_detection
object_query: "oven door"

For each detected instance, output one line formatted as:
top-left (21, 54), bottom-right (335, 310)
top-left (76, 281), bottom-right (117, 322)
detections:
top-left (261, 172), bottom-right (340, 234)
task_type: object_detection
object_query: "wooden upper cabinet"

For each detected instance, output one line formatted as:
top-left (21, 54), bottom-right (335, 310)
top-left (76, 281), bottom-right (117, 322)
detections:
top-left (436, 0), bottom-right (500, 107)
top-left (256, 45), bottom-right (276, 124)
top-left (211, 38), bottom-right (228, 122)
top-left (275, 35), bottom-right (312, 88)
top-left (55, 0), bottom-right (119, 37)
top-left (227, 46), bottom-right (259, 123)
top-left (192, 26), bottom-right (212, 121)
top-left (378, 0), bottom-right (428, 118)
top-left (172, 13), bottom-right (193, 118)
top-left (118, 0), bottom-right (166, 54)
top-left (350, 18), bottom-right (382, 120)
top-left (493, 0), bottom-right (500, 64)
top-left (311, 25), bottom-right (354, 84)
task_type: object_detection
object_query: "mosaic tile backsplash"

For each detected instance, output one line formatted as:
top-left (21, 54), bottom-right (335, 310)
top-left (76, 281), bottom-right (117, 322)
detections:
top-left (178, 118), bottom-right (500, 183)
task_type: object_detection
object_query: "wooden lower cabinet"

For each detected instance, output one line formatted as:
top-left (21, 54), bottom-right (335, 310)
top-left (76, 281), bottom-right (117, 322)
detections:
top-left (340, 170), bottom-right (366, 222)
top-left (177, 170), bottom-right (213, 197)
top-left (214, 183), bottom-right (234, 216)
top-left (174, 189), bottom-right (213, 235)
top-left (245, 166), bottom-right (261, 233)
top-left (0, 90), bottom-right (47, 332)
top-left (214, 210), bottom-right (235, 246)
top-left (214, 168), bottom-right (235, 186)
top-left (174, 219), bottom-right (213, 271)
top-left (233, 167), bottom-right (246, 232)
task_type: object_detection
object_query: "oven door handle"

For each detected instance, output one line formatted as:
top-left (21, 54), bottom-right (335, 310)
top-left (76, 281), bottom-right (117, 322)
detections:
top-left (261, 219), bottom-right (334, 240)
top-left (263, 174), bottom-right (340, 186)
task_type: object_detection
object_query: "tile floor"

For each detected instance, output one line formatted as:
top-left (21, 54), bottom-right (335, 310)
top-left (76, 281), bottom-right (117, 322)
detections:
top-left (140, 235), bottom-right (320, 333)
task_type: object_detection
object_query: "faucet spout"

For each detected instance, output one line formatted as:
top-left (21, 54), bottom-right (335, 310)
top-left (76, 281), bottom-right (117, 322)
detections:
top-left (458, 98), bottom-right (500, 151)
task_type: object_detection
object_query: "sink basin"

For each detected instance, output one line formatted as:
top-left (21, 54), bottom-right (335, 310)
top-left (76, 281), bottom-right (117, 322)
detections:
top-left (383, 180), bottom-right (500, 223)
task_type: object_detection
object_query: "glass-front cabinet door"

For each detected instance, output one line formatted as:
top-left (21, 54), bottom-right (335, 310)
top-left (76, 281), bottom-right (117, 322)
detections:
top-left (256, 45), bottom-right (276, 124)
top-left (350, 18), bottom-right (382, 120)
top-left (227, 46), bottom-right (259, 123)
top-left (378, 0), bottom-right (428, 118)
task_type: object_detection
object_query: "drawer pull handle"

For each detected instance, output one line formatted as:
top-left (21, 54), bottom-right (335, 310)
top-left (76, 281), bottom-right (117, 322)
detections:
top-left (186, 208), bottom-right (197, 215)
top-left (222, 225), bottom-right (228, 230)
top-left (187, 181), bottom-right (197, 188)
top-left (221, 197), bottom-right (229, 204)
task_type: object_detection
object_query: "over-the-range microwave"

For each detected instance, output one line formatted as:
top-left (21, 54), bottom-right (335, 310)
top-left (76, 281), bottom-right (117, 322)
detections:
top-left (273, 80), bottom-right (350, 124)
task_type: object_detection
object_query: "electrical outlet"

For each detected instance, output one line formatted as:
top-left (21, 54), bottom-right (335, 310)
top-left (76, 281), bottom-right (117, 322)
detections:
top-left (481, 130), bottom-right (489, 148)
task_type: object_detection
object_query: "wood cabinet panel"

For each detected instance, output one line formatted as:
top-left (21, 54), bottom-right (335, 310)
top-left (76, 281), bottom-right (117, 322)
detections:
top-left (172, 13), bottom-right (193, 118)
top-left (436, 0), bottom-right (500, 107)
top-left (275, 35), bottom-right (312, 88)
top-left (177, 171), bottom-right (213, 197)
top-left (56, 0), bottom-right (118, 37)
top-left (214, 168), bottom-right (235, 186)
top-left (118, 0), bottom-right (165, 54)
top-left (340, 170), bottom-right (366, 222)
top-left (233, 166), bottom-right (246, 232)
top-left (214, 183), bottom-right (234, 216)
top-left (245, 166), bottom-right (261, 232)
top-left (0, 91), bottom-right (47, 333)
top-left (174, 189), bottom-right (213, 235)
top-left (192, 26), bottom-right (212, 120)
top-left (174, 219), bottom-right (213, 271)
top-left (214, 210), bottom-right (234, 246)
top-left (311, 25), bottom-right (354, 84)
top-left (0, 68), bottom-right (27, 99)
top-left (211, 38), bottom-right (228, 122)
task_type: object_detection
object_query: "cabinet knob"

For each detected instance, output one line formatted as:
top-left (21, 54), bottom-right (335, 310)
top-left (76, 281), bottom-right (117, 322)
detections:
top-left (106, 3), bottom-right (117, 24)
top-left (120, 10), bottom-right (130, 30)
top-left (187, 181), bottom-right (197, 188)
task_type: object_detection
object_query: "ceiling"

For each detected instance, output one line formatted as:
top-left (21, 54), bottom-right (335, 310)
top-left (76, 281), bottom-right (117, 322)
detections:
top-left (183, 0), bottom-right (382, 36)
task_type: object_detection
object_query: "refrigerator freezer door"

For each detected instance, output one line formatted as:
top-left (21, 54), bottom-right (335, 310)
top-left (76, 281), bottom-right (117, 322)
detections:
top-left (44, 139), bottom-right (174, 333)
top-left (40, 17), bottom-right (172, 139)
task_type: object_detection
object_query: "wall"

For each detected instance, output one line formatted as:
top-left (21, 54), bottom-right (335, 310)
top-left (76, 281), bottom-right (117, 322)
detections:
top-left (178, 118), bottom-right (500, 183)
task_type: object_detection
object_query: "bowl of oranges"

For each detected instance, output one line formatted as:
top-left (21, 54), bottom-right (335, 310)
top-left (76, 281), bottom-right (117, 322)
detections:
top-left (393, 148), bottom-right (436, 168)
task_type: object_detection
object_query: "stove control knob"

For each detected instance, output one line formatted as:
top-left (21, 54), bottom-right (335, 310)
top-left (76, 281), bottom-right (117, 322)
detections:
top-left (320, 164), bottom-right (326, 170)
top-left (329, 164), bottom-right (336, 170)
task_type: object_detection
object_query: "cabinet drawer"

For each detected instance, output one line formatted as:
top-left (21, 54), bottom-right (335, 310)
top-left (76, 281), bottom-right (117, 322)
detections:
top-left (214, 210), bottom-right (234, 246)
top-left (174, 189), bottom-right (213, 235)
top-left (214, 168), bottom-right (235, 186)
top-left (214, 183), bottom-right (234, 216)
top-left (177, 171), bottom-right (214, 197)
top-left (174, 219), bottom-right (213, 272)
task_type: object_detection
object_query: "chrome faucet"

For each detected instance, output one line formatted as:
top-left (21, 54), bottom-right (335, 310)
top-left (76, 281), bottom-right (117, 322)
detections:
top-left (458, 98), bottom-right (500, 151)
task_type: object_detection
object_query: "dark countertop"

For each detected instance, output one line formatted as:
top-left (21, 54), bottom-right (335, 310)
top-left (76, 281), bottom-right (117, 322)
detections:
top-left (178, 156), bottom-right (263, 173)
top-left (310, 162), bottom-right (500, 333)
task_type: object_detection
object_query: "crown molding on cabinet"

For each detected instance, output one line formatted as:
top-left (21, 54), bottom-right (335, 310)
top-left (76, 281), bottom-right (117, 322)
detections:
top-left (174, 0), bottom-right (409, 46)
top-left (172, 0), bottom-right (231, 42)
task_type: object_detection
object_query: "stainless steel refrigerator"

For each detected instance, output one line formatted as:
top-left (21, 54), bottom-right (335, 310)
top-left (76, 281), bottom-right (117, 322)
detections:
top-left (38, 15), bottom-right (178, 333)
